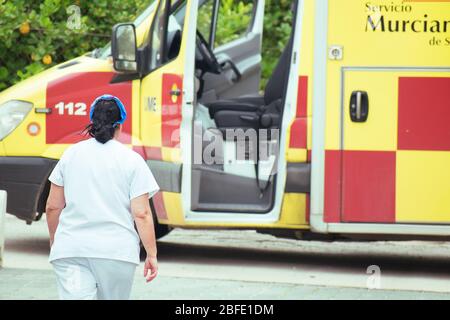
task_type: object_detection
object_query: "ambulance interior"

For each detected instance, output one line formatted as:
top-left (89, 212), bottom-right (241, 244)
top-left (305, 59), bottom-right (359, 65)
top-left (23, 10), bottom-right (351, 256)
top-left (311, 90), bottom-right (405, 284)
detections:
top-left (192, 0), bottom-right (295, 213)
top-left (151, 0), bottom-right (296, 213)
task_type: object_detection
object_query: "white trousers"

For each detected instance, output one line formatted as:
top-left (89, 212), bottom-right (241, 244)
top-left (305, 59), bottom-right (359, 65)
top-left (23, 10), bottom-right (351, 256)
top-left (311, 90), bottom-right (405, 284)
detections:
top-left (51, 257), bottom-right (137, 300)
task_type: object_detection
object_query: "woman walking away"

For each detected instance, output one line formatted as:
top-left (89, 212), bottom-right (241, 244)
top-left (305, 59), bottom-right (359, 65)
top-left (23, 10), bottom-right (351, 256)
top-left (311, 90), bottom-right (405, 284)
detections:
top-left (45, 94), bottom-right (160, 300)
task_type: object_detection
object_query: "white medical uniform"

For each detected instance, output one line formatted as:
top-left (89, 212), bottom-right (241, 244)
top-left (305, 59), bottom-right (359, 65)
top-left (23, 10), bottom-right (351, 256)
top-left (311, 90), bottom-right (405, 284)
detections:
top-left (48, 138), bottom-right (159, 300)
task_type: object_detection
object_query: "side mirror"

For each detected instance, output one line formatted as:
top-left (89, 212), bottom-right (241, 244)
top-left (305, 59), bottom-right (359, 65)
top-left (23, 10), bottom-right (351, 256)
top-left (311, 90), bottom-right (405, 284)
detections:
top-left (111, 23), bottom-right (138, 73)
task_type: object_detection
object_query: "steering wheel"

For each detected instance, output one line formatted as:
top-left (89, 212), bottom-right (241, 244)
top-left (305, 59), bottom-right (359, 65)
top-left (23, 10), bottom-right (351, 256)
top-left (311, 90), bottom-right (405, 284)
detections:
top-left (196, 30), bottom-right (222, 75)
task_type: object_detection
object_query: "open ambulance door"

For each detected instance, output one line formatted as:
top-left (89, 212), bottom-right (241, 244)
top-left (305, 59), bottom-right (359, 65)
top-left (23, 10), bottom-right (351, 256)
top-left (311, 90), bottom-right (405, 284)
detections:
top-left (131, 0), bottom-right (300, 225)
top-left (181, 0), bottom-right (302, 224)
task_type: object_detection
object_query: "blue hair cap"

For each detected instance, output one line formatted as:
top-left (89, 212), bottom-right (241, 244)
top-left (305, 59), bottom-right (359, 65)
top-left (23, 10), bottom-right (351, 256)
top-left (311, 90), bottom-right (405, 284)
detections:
top-left (89, 94), bottom-right (127, 125)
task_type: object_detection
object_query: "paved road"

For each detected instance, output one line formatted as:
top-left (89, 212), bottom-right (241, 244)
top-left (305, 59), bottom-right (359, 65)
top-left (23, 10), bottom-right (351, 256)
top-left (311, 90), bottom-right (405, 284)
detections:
top-left (1, 214), bottom-right (450, 299)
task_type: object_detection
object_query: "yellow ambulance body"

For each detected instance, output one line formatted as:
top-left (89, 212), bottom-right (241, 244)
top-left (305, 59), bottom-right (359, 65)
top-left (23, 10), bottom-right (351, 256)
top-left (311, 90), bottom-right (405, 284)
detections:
top-left (0, 0), bottom-right (449, 239)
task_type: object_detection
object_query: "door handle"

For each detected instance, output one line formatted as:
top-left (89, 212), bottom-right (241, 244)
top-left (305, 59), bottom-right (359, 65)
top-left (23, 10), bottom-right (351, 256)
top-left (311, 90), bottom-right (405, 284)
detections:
top-left (34, 107), bottom-right (52, 114)
top-left (169, 88), bottom-right (182, 97)
top-left (350, 91), bottom-right (369, 122)
top-left (220, 59), bottom-right (242, 83)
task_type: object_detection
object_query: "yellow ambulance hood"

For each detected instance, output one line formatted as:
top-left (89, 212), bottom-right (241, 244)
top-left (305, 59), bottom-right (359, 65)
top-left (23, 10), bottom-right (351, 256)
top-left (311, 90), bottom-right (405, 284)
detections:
top-left (0, 54), bottom-right (122, 158)
top-left (0, 55), bottom-right (114, 106)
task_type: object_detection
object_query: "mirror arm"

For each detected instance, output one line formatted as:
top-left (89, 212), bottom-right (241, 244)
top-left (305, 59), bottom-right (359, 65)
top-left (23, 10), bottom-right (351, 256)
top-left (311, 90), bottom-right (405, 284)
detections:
top-left (137, 44), bottom-right (152, 77)
top-left (136, 46), bottom-right (146, 77)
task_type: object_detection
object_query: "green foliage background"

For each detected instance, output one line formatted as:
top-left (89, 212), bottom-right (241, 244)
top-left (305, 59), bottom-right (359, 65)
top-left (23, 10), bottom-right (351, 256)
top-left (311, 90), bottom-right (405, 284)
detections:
top-left (262, 0), bottom-right (292, 88)
top-left (0, 0), bottom-right (292, 91)
top-left (0, 0), bottom-right (149, 91)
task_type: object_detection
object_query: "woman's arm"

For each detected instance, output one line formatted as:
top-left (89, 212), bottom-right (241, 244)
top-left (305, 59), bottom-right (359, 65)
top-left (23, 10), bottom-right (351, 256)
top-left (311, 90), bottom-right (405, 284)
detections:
top-left (131, 194), bottom-right (158, 282)
top-left (46, 183), bottom-right (66, 247)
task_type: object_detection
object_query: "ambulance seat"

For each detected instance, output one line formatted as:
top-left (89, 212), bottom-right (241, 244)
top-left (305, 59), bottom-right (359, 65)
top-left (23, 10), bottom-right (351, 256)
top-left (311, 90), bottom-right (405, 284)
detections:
top-left (227, 95), bottom-right (265, 106)
top-left (206, 26), bottom-right (294, 133)
top-left (206, 96), bottom-right (265, 119)
top-left (207, 101), bottom-right (262, 119)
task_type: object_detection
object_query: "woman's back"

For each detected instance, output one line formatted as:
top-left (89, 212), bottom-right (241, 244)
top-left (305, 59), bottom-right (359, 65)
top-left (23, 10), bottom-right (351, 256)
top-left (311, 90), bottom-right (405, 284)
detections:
top-left (49, 138), bottom-right (158, 265)
top-left (46, 95), bottom-right (160, 299)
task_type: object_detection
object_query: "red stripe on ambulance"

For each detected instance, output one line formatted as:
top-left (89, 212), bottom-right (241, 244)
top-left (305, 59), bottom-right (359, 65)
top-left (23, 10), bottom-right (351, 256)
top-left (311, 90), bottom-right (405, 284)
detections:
top-left (398, 77), bottom-right (450, 151)
top-left (133, 146), bottom-right (163, 161)
top-left (152, 192), bottom-right (168, 220)
top-left (161, 73), bottom-right (183, 148)
top-left (289, 76), bottom-right (308, 149)
top-left (46, 72), bottom-right (132, 144)
top-left (324, 150), bottom-right (341, 223)
top-left (341, 151), bottom-right (396, 223)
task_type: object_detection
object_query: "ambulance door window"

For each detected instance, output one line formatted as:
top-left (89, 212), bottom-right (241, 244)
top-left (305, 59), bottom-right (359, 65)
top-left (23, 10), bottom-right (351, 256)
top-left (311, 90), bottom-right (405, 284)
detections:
top-left (148, 0), bottom-right (186, 71)
top-left (200, 0), bottom-right (262, 102)
top-left (214, 0), bottom-right (255, 48)
top-left (197, 0), bottom-right (256, 50)
top-left (197, 0), bottom-right (216, 46)
top-left (149, 0), bottom-right (170, 70)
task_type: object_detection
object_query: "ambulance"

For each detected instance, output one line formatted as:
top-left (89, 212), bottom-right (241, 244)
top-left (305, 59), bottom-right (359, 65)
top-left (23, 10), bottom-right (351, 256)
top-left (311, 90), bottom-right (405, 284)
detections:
top-left (0, 0), bottom-right (449, 240)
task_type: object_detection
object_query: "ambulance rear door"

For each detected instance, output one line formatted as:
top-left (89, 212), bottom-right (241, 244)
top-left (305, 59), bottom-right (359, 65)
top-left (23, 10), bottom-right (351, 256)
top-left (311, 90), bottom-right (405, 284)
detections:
top-left (324, 0), bottom-right (450, 225)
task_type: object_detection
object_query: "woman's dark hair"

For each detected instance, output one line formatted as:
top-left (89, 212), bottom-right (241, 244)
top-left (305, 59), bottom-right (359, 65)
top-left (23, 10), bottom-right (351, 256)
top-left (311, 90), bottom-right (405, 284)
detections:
top-left (84, 99), bottom-right (121, 144)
